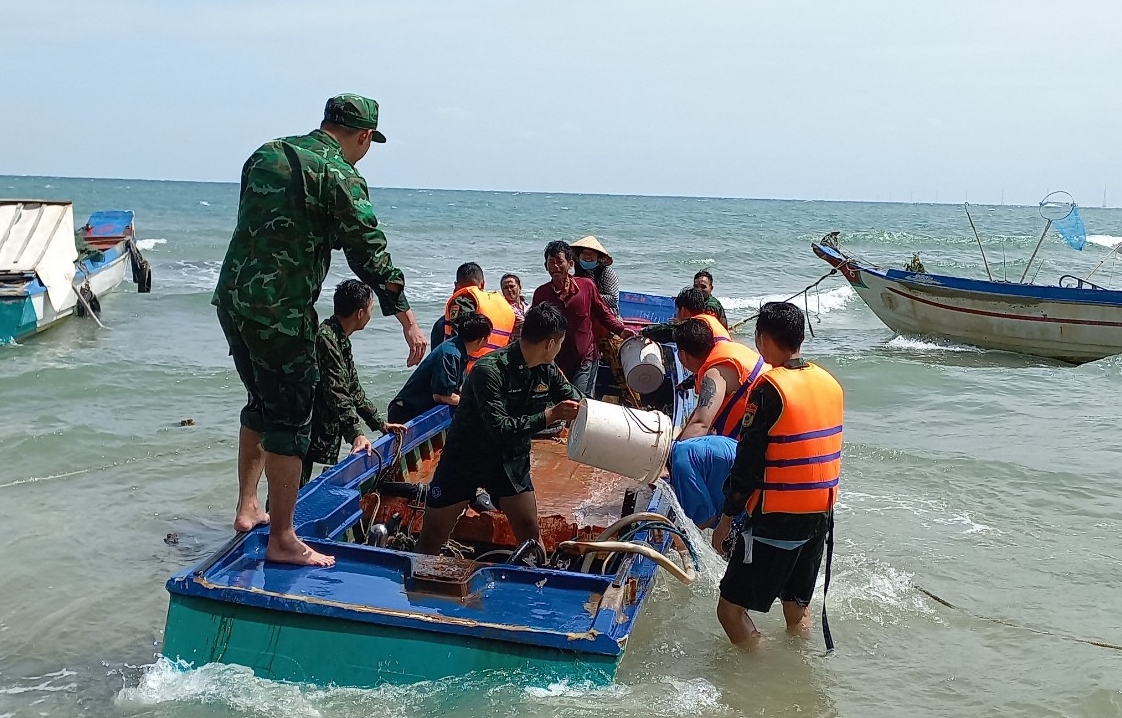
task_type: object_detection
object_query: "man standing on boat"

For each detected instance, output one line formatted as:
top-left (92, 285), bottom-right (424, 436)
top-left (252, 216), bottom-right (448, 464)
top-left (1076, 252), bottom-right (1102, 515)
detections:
top-left (673, 319), bottom-right (768, 440)
top-left (693, 270), bottom-right (728, 328)
top-left (418, 304), bottom-right (582, 555)
top-left (303, 280), bottom-right (407, 486)
top-left (532, 240), bottom-right (634, 396)
top-left (712, 302), bottom-right (843, 647)
top-left (213, 94), bottom-right (426, 567)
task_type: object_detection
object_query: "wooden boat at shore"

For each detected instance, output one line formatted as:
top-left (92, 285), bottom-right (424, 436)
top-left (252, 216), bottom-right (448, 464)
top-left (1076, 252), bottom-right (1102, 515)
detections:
top-left (814, 241), bottom-right (1122, 364)
top-left (161, 291), bottom-right (699, 687)
top-left (0, 201), bottom-right (151, 343)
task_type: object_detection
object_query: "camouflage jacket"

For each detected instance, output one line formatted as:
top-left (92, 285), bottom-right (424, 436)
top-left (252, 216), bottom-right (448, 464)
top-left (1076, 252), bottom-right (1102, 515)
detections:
top-left (307, 316), bottom-right (386, 465)
top-left (438, 342), bottom-right (581, 483)
top-left (211, 129), bottom-right (409, 340)
top-left (705, 295), bottom-right (728, 328)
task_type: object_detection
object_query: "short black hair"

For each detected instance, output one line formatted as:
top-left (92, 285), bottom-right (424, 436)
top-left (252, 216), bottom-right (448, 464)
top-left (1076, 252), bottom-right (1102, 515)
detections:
top-left (544, 240), bottom-right (574, 263)
top-left (756, 302), bottom-right (805, 352)
top-left (521, 303), bottom-right (567, 343)
top-left (334, 279), bottom-right (374, 317)
top-left (451, 311), bottom-right (493, 343)
top-left (500, 273), bottom-right (521, 287)
top-left (672, 317), bottom-right (715, 358)
top-left (674, 287), bottom-right (708, 315)
top-left (694, 270), bottom-right (714, 285)
top-left (456, 262), bottom-right (484, 285)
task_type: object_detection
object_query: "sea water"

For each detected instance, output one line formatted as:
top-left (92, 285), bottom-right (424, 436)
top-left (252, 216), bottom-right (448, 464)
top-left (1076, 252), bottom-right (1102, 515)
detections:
top-left (2, 175), bottom-right (1122, 717)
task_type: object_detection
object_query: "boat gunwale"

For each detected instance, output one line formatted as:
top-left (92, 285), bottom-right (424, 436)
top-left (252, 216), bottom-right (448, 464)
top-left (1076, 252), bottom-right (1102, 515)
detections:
top-left (813, 242), bottom-right (1122, 308)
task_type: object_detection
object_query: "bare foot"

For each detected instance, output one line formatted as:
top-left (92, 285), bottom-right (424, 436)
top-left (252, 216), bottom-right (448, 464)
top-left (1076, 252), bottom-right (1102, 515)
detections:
top-left (234, 502), bottom-right (270, 533)
top-left (265, 538), bottom-right (335, 567)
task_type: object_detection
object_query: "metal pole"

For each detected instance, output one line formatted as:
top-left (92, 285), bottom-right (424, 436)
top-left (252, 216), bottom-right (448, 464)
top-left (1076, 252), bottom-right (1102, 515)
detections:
top-left (964, 204), bottom-right (994, 281)
top-left (1019, 219), bottom-right (1053, 284)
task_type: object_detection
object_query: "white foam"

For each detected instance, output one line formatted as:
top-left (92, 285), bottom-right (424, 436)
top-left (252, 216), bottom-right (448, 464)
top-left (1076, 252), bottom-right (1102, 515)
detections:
top-left (525, 676), bottom-right (727, 715)
top-left (198, 200), bottom-right (211, 207)
top-left (652, 478), bottom-right (724, 597)
top-left (117, 658), bottom-right (323, 716)
top-left (885, 336), bottom-right (983, 353)
top-left (1087, 234), bottom-right (1122, 249)
top-left (720, 285), bottom-right (855, 314)
top-left (135, 238), bottom-right (167, 251)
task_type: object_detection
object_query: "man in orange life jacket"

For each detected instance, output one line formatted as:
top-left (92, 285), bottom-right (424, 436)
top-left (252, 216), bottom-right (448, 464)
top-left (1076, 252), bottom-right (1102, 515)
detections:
top-left (711, 301), bottom-right (843, 648)
top-left (639, 287), bottom-right (730, 344)
top-left (673, 318), bottom-right (769, 440)
top-left (442, 262), bottom-right (516, 370)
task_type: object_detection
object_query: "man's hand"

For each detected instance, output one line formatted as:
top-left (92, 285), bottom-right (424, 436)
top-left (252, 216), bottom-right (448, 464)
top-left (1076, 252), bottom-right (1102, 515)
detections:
top-left (395, 309), bottom-right (427, 367)
top-left (711, 514), bottom-right (734, 554)
top-left (619, 328), bottom-right (637, 340)
top-left (545, 399), bottom-right (581, 424)
top-left (351, 434), bottom-right (373, 456)
top-left (382, 423), bottom-right (407, 437)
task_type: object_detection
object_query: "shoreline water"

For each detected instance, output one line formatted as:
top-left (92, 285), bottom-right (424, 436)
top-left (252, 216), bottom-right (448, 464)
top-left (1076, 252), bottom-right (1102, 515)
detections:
top-left (2, 174), bottom-right (1121, 717)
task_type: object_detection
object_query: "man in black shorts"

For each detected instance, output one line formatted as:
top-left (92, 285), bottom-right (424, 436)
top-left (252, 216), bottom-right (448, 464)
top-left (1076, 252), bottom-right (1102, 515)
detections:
top-left (418, 304), bottom-right (582, 554)
top-left (710, 302), bottom-right (844, 646)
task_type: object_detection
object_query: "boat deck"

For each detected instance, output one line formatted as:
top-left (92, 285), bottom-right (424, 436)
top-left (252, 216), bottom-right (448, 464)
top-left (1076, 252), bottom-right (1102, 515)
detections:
top-left (370, 435), bottom-right (645, 554)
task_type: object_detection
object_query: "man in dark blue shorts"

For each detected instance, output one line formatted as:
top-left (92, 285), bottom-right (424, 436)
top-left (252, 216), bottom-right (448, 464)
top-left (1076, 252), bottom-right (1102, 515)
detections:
top-left (418, 304), bottom-right (582, 555)
top-left (711, 302), bottom-right (844, 646)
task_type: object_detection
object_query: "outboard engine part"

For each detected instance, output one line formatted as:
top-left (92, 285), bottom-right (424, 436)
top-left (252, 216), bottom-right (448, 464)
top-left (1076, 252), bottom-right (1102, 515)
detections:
top-left (384, 512), bottom-right (403, 537)
top-left (506, 539), bottom-right (547, 567)
top-left (366, 523), bottom-right (389, 548)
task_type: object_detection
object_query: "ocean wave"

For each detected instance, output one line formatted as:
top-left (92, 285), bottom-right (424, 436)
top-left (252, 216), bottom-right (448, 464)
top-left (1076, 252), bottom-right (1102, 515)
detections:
top-left (885, 336), bottom-right (984, 353)
top-left (1087, 234), bottom-right (1122, 249)
top-left (720, 285), bottom-right (855, 314)
top-left (198, 200), bottom-right (211, 207)
top-left (119, 658), bottom-right (728, 717)
top-left (135, 238), bottom-right (168, 251)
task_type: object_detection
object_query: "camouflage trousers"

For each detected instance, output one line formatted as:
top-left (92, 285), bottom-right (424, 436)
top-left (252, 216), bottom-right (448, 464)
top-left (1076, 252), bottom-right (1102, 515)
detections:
top-left (216, 305), bottom-right (319, 456)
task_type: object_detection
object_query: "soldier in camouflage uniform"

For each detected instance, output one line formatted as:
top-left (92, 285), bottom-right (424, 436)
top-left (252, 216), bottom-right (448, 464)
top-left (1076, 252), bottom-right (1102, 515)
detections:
top-left (213, 94), bottom-right (426, 567)
top-left (303, 280), bottom-right (407, 486)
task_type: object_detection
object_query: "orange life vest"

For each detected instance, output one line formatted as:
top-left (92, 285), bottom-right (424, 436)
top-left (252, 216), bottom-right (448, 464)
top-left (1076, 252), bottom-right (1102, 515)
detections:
top-left (746, 363), bottom-right (843, 515)
top-left (444, 286), bottom-right (516, 371)
top-left (695, 312), bottom-right (731, 342)
top-left (694, 341), bottom-right (769, 439)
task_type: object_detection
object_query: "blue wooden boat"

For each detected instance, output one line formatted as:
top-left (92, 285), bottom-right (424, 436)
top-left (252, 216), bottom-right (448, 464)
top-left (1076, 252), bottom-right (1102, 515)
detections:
top-left (161, 291), bottom-right (698, 687)
top-left (0, 201), bottom-right (151, 343)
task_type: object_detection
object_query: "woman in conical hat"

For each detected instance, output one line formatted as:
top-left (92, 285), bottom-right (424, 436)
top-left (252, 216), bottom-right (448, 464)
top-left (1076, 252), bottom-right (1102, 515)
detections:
top-left (571, 235), bottom-right (619, 316)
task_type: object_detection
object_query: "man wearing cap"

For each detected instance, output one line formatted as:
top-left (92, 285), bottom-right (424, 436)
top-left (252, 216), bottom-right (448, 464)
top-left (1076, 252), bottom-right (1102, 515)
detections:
top-left (213, 93), bottom-right (427, 567)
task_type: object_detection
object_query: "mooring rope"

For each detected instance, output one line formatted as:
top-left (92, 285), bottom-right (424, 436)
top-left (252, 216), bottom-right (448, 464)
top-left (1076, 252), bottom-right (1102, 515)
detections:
top-left (914, 584), bottom-right (1122, 652)
top-left (728, 261), bottom-right (853, 335)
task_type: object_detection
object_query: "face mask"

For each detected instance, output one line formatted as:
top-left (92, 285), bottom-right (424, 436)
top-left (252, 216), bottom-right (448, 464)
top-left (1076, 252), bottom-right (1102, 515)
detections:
top-left (578, 258), bottom-right (599, 271)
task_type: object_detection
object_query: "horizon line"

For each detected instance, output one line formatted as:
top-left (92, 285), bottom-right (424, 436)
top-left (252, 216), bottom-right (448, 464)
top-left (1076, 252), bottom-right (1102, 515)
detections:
top-left (1, 173), bottom-right (1111, 210)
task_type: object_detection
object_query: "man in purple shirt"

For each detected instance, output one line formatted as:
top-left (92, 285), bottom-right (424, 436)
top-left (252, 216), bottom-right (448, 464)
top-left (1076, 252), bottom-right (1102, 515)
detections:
top-left (532, 240), bottom-right (634, 396)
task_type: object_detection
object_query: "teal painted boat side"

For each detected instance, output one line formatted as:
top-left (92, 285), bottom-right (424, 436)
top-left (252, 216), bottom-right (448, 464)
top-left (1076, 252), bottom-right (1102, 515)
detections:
top-left (0, 296), bottom-right (38, 343)
top-left (163, 593), bottom-right (620, 687)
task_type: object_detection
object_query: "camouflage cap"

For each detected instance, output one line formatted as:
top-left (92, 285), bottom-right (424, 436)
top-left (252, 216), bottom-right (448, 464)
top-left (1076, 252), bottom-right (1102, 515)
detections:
top-left (323, 94), bottom-right (387, 143)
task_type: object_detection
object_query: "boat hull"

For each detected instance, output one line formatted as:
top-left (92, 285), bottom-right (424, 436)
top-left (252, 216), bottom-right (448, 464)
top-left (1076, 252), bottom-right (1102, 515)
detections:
top-left (161, 291), bottom-right (696, 688)
top-left (814, 243), bottom-right (1122, 363)
top-left (163, 591), bottom-right (618, 687)
top-left (0, 243), bottom-right (130, 343)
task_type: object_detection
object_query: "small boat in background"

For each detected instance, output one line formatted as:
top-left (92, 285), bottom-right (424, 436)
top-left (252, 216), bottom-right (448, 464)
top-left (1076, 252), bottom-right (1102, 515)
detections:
top-left (813, 195), bottom-right (1122, 364)
top-left (0, 201), bottom-right (151, 343)
top-left (161, 292), bottom-right (700, 688)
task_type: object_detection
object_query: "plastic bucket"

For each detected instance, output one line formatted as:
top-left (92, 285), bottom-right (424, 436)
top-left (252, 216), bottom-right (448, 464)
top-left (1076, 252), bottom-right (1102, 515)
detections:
top-left (567, 399), bottom-right (674, 482)
top-left (619, 336), bottom-right (666, 394)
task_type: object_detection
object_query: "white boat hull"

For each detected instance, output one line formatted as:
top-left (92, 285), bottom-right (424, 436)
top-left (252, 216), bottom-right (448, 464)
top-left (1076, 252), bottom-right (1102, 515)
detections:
top-left (814, 243), bottom-right (1122, 364)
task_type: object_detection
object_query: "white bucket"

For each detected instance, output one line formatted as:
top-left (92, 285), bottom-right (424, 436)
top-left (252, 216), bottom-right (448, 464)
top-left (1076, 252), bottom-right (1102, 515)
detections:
top-left (619, 336), bottom-right (666, 394)
top-left (567, 399), bottom-right (674, 482)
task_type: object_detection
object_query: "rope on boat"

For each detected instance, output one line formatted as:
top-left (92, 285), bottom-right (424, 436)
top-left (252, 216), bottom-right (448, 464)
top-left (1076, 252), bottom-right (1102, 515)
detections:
top-left (728, 263), bottom-right (853, 335)
top-left (914, 585), bottom-right (1122, 653)
top-left (558, 539), bottom-right (696, 585)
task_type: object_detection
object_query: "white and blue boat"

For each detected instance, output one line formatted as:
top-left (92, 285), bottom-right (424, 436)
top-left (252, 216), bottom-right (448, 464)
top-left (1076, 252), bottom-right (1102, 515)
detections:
top-left (0, 200), bottom-right (150, 343)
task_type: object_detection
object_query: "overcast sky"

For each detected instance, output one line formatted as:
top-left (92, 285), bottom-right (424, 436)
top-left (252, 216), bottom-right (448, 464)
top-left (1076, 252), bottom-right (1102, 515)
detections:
top-left (3, 0), bottom-right (1120, 205)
